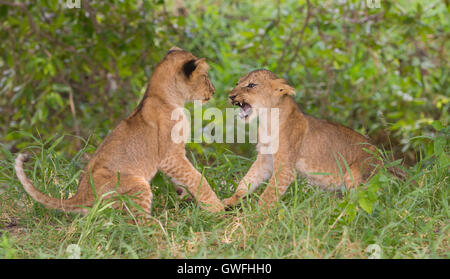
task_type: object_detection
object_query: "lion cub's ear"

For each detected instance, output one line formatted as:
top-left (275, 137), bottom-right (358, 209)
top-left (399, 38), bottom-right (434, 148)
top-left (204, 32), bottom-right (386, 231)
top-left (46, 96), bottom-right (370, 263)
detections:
top-left (270, 78), bottom-right (296, 96)
top-left (182, 58), bottom-right (209, 78)
top-left (168, 46), bottom-right (183, 54)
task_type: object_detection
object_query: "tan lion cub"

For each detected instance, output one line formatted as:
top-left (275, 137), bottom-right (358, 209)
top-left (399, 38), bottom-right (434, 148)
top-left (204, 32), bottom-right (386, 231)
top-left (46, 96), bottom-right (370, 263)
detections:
top-left (15, 47), bottom-right (224, 218)
top-left (223, 69), bottom-right (380, 208)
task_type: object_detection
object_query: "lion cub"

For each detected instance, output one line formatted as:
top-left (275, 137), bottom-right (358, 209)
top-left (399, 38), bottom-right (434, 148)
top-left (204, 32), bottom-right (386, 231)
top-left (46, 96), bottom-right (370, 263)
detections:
top-left (15, 47), bottom-right (224, 218)
top-left (223, 69), bottom-right (379, 208)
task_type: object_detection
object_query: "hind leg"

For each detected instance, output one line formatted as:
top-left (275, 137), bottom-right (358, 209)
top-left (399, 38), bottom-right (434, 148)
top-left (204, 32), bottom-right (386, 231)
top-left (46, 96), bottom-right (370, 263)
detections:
top-left (108, 175), bottom-right (153, 221)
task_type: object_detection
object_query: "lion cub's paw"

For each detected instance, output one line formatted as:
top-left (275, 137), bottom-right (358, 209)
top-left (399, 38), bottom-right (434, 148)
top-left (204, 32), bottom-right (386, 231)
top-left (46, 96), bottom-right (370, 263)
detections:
top-left (222, 187), bottom-right (248, 207)
top-left (203, 202), bottom-right (225, 213)
top-left (222, 196), bottom-right (238, 207)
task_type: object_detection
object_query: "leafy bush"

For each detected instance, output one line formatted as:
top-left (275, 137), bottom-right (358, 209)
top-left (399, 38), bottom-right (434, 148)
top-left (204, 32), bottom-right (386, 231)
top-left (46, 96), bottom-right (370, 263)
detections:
top-left (1, 0), bottom-right (448, 163)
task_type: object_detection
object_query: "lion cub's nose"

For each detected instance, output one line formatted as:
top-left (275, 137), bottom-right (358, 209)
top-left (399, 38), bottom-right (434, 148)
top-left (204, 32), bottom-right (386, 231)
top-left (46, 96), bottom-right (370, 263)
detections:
top-left (230, 95), bottom-right (236, 101)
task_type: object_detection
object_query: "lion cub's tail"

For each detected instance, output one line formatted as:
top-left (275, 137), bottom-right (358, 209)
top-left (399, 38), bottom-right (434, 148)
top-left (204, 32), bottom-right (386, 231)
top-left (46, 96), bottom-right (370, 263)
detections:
top-left (14, 153), bottom-right (87, 214)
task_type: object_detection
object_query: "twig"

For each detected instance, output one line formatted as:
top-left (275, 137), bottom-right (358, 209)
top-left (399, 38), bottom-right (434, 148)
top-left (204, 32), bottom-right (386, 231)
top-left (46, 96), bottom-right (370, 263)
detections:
top-left (276, 0), bottom-right (312, 73)
top-left (68, 88), bottom-right (81, 149)
top-left (82, 0), bottom-right (101, 34)
top-left (0, 0), bottom-right (24, 7)
top-left (284, 0), bottom-right (312, 74)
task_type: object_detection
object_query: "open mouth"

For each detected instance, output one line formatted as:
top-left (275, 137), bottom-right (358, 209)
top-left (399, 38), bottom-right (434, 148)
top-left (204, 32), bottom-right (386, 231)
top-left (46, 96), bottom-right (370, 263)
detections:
top-left (233, 101), bottom-right (253, 119)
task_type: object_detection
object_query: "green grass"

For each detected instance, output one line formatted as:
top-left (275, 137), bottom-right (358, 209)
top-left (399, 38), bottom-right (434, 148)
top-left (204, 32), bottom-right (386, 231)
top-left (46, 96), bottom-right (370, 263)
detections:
top-left (0, 133), bottom-right (448, 259)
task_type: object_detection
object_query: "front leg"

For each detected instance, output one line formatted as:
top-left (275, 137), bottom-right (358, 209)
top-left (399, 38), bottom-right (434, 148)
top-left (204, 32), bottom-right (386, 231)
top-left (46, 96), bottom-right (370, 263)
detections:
top-left (258, 156), bottom-right (294, 208)
top-left (160, 156), bottom-right (224, 212)
top-left (223, 154), bottom-right (273, 207)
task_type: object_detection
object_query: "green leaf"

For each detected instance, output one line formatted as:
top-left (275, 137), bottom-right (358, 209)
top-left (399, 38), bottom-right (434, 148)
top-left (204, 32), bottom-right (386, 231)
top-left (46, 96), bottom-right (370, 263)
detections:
top-left (358, 197), bottom-right (373, 214)
top-left (52, 84), bottom-right (72, 93)
top-left (431, 120), bottom-right (443, 131)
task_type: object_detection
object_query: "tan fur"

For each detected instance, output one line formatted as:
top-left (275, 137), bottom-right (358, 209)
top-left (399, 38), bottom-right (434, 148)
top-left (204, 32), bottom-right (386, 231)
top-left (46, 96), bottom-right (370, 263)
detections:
top-left (15, 48), bottom-right (224, 218)
top-left (223, 69), bottom-right (380, 208)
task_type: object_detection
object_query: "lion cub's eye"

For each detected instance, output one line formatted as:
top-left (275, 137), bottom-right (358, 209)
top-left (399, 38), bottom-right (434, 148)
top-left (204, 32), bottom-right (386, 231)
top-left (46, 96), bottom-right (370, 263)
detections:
top-left (247, 83), bottom-right (256, 88)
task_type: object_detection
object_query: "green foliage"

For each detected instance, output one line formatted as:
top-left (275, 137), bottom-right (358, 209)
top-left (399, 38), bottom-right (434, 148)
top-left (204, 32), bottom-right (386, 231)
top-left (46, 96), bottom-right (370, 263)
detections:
top-left (1, 0), bottom-right (176, 153)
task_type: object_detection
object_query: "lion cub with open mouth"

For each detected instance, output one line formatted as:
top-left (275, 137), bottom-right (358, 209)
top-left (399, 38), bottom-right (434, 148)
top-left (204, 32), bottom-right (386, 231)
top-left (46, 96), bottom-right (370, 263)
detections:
top-left (223, 69), bottom-right (380, 208)
top-left (15, 47), bottom-right (224, 218)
